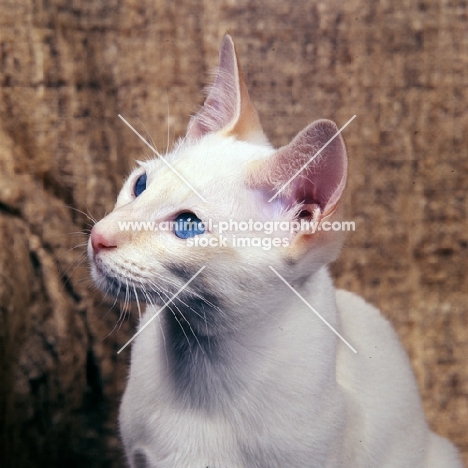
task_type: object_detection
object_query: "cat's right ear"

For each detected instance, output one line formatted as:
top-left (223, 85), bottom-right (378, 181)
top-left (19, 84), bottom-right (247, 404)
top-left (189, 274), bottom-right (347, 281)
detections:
top-left (186, 35), bottom-right (266, 144)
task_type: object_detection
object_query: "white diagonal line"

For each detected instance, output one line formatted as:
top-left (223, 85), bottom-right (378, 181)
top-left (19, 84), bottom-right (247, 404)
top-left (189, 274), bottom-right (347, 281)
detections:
top-left (118, 114), bottom-right (207, 202)
top-left (268, 115), bottom-right (356, 202)
top-left (117, 266), bottom-right (206, 354)
top-left (269, 266), bottom-right (357, 353)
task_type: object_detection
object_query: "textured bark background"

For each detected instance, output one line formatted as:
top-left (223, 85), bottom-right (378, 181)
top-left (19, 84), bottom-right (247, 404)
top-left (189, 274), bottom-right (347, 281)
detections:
top-left (0, 0), bottom-right (466, 467)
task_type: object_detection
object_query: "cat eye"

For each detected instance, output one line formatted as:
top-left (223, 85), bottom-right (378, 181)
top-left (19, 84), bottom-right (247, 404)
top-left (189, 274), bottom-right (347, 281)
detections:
top-left (173, 212), bottom-right (205, 239)
top-left (134, 173), bottom-right (147, 197)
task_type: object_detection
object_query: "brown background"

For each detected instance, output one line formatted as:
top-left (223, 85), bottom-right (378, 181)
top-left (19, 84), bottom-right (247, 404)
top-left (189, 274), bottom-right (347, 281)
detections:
top-left (0, 1), bottom-right (466, 467)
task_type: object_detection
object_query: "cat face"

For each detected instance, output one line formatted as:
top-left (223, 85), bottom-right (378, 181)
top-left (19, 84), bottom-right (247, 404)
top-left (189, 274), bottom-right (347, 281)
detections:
top-left (88, 35), bottom-right (348, 333)
top-left (89, 133), bottom-right (277, 302)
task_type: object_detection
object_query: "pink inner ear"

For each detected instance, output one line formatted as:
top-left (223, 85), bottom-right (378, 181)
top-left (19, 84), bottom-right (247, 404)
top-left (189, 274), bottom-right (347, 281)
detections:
top-left (292, 145), bottom-right (346, 212)
top-left (264, 119), bottom-right (348, 217)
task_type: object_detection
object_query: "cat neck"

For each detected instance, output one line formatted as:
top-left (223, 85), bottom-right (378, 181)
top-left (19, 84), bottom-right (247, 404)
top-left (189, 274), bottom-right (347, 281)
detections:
top-left (154, 265), bottom-right (340, 410)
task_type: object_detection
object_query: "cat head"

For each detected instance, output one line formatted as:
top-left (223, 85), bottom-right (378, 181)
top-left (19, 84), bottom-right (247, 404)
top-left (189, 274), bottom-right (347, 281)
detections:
top-left (88, 35), bottom-right (348, 331)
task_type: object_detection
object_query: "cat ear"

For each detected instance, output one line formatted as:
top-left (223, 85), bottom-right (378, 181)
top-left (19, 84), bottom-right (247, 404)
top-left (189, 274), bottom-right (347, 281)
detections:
top-left (186, 35), bottom-right (266, 144)
top-left (249, 119), bottom-right (348, 264)
top-left (249, 119), bottom-right (348, 220)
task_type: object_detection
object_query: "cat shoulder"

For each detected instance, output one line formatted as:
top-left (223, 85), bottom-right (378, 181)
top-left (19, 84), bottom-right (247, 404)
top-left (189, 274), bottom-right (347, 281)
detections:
top-left (336, 289), bottom-right (409, 362)
top-left (335, 287), bottom-right (423, 413)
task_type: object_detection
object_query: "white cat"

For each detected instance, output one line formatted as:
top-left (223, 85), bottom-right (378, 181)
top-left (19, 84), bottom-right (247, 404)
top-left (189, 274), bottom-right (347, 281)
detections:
top-left (88, 35), bottom-right (463, 468)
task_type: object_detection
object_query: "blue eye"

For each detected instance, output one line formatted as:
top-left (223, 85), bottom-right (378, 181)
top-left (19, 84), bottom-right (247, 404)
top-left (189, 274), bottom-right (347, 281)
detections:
top-left (134, 173), bottom-right (147, 197)
top-left (173, 212), bottom-right (205, 239)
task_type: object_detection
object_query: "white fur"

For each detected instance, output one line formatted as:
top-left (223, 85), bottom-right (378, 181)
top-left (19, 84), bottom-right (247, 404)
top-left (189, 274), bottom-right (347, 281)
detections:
top-left (88, 36), bottom-right (462, 468)
top-left (89, 132), bottom-right (462, 468)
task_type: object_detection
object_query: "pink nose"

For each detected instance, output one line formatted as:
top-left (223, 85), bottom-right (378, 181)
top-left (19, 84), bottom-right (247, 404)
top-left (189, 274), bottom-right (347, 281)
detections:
top-left (90, 226), bottom-right (117, 254)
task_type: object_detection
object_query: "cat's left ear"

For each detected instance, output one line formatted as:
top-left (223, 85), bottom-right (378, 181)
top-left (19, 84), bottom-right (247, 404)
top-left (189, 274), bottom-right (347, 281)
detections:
top-left (186, 35), bottom-right (266, 144)
top-left (249, 119), bottom-right (348, 262)
top-left (250, 119), bottom-right (347, 219)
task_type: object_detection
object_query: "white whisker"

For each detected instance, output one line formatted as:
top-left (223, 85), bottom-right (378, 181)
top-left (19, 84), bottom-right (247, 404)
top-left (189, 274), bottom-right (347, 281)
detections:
top-left (133, 284), bottom-right (142, 321)
top-left (67, 205), bottom-right (97, 224)
top-left (165, 294), bottom-right (205, 355)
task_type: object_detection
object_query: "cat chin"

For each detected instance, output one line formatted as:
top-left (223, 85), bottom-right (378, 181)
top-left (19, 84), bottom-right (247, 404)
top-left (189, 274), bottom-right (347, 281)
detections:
top-left (91, 262), bottom-right (158, 304)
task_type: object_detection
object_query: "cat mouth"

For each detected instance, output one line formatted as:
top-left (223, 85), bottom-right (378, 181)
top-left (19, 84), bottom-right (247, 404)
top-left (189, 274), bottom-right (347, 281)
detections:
top-left (103, 275), bottom-right (168, 305)
top-left (93, 262), bottom-right (163, 304)
top-left (92, 260), bottom-right (219, 321)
